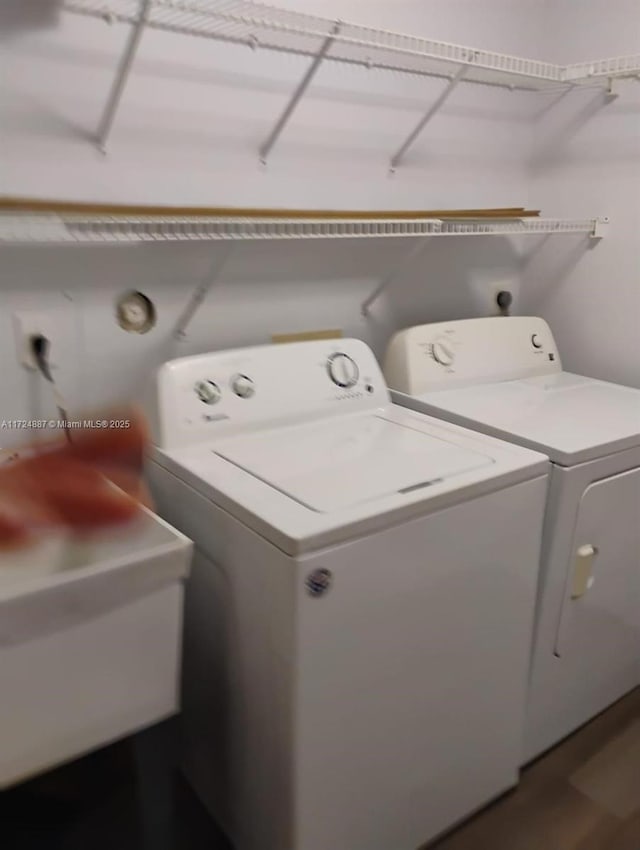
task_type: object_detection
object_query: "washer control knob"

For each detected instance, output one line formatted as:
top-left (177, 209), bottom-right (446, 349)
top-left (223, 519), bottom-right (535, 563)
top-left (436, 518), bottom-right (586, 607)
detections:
top-left (531, 333), bottom-right (543, 349)
top-left (231, 374), bottom-right (255, 399)
top-left (432, 340), bottom-right (455, 367)
top-left (327, 353), bottom-right (359, 388)
top-left (195, 380), bottom-right (221, 405)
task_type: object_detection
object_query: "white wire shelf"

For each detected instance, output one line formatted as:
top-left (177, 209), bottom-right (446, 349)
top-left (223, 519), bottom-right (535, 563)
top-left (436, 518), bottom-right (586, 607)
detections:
top-left (0, 214), bottom-right (608, 244)
top-left (61, 1), bottom-right (640, 165)
top-left (564, 54), bottom-right (640, 84)
top-left (64, 0), bottom-right (640, 88)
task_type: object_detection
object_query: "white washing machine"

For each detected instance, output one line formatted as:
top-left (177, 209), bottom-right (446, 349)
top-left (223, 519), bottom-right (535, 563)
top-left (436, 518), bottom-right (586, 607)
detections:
top-left (145, 338), bottom-right (548, 850)
top-left (385, 316), bottom-right (640, 762)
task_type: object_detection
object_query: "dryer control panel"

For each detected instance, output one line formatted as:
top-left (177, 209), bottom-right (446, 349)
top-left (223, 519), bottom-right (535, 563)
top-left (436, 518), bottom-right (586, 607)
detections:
top-left (384, 316), bottom-right (562, 395)
top-left (148, 338), bottom-right (390, 449)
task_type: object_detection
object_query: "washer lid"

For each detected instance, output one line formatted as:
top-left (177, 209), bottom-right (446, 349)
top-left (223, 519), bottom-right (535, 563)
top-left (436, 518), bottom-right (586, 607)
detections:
top-left (415, 372), bottom-right (640, 466)
top-left (214, 411), bottom-right (494, 512)
top-left (157, 404), bottom-right (549, 555)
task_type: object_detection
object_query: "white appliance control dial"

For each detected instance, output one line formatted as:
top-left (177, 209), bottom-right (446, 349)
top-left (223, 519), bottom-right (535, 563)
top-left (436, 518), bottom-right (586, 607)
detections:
top-left (231, 374), bottom-right (255, 399)
top-left (195, 380), bottom-right (221, 405)
top-left (431, 340), bottom-right (455, 367)
top-left (327, 353), bottom-right (359, 388)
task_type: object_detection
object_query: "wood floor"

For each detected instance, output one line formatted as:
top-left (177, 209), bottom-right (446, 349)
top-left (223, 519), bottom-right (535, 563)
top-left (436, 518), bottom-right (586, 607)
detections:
top-left (431, 688), bottom-right (640, 850)
top-left (5, 690), bottom-right (640, 849)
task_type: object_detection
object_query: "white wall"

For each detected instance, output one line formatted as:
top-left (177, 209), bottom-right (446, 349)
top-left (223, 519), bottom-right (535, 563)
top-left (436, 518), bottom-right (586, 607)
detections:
top-left (521, 0), bottom-right (640, 388)
top-left (0, 0), bottom-right (544, 437)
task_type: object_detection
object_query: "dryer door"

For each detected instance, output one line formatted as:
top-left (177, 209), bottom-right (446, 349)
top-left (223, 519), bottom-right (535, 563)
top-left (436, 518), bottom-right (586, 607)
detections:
top-left (554, 468), bottom-right (640, 667)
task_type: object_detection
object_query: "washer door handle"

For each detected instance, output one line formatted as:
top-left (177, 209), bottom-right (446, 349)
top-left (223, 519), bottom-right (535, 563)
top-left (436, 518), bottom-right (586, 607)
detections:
top-left (571, 544), bottom-right (597, 599)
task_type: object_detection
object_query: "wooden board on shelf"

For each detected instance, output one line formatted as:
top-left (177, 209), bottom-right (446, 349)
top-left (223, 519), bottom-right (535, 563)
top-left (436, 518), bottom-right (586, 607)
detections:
top-left (272, 329), bottom-right (343, 344)
top-left (0, 198), bottom-right (541, 220)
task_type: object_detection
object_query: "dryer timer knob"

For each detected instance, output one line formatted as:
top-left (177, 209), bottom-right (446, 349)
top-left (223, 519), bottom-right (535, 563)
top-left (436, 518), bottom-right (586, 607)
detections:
top-left (432, 340), bottom-right (455, 367)
top-left (327, 353), bottom-right (359, 388)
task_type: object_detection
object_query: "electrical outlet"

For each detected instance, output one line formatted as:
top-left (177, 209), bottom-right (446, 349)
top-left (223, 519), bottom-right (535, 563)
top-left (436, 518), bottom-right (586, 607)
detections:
top-left (13, 312), bottom-right (56, 370)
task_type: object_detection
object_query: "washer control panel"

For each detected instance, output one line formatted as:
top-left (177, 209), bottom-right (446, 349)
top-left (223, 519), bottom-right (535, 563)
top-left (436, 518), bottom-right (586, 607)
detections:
top-left (384, 316), bottom-right (562, 395)
top-left (151, 338), bottom-right (389, 449)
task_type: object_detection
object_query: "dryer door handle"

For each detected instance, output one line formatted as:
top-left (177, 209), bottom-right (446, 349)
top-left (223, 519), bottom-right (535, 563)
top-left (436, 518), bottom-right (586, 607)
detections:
top-left (571, 544), bottom-right (597, 599)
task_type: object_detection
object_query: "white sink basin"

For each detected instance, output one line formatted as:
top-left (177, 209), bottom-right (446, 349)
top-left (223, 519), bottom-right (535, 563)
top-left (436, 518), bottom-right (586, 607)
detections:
top-left (0, 507), bottom-right (193, 789)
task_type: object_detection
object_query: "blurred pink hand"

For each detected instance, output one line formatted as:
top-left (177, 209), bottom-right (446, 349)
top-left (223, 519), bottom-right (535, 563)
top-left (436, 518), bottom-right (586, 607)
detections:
top-left (0, 408), bottom-right (152, 550)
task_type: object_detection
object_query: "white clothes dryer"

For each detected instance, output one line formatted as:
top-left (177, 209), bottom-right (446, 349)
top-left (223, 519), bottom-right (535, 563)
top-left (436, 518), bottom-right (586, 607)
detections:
top-left (385, 316), bottom-right (640, 761)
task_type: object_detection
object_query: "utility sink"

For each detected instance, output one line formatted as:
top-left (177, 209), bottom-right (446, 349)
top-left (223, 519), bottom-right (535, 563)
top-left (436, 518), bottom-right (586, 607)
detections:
top-left (0, 507), bottom-right (192, 789)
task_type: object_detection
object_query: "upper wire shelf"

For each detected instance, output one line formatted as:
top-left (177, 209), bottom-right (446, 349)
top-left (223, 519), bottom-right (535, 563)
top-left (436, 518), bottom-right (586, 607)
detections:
top-left (60, 0), bottom-right (640, 165)
top-left (0, 214), bottom-right (607, 245)
top-left (64, 0), bottom-right (640, 89)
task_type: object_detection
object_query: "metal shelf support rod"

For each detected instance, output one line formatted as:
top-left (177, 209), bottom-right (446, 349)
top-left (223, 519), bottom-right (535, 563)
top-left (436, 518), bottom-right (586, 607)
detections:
top-left (259, 21), bottom-right (341, 163)
top-left (362, 237), bottom-right (434, 315)
top-left (390, 64), bottom-right (470, 170)
top-left (96, 0), bottom-right (152, 151)
top-left (173, 243), bottom-right (236, 340)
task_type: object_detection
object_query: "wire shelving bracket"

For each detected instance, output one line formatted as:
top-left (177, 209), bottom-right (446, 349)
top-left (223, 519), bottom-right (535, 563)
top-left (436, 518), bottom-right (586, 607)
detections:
top-left (259, 21), bottom-right (341, 163)
top-left (96, 0), bottom-right (151, 151)
top-left (172, 242), bottom-right (236, 339)
top-left (362, 237), bottom-right (435, 315)
top-left (390, 64), bottom-right (470, 171)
